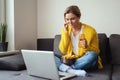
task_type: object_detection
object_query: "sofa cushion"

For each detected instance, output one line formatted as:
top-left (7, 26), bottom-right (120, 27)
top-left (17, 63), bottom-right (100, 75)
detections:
top-left (37, 39), bottom-right (54, 51)
top-left (109, 34), bottom-right (120, 64)
top-left (71, 65), bottom-right (111, 80)
top-left (53, 35), bottom-right (62, 57)
top-left (112, 65), bottom-right (120, 80)
top-left (0, 70), bottom-right (24, 80)
top-left (98, 33), bottom-right (109, 65)
top-left (0, 54), bottom-right (26, 71)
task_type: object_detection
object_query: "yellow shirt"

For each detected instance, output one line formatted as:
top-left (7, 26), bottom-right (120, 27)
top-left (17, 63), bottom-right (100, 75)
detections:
top-left (59, 23), bottom-right (103, 69)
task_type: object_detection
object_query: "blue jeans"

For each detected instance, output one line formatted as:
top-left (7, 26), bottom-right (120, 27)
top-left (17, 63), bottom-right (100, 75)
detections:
top-left (55, 51), bottom-right (98, 70)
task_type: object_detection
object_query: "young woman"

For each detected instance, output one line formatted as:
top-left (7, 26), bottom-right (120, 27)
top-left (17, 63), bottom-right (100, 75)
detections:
top-left (55, 5), bottom-right (103, 77)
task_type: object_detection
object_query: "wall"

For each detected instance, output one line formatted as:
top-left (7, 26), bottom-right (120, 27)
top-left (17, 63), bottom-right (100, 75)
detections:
top-left (37, 0), bottom-right (120, 38)
top-left (6, 0), bottom-right (37, 50)
top-left (0, 0), bottom-right (5, 23)
top-left (14, 0), bottom-right (37, 50)
top-left (4, 0), bottom-right (120, 50)
top-left (6, 0), bottom-right (15, 50)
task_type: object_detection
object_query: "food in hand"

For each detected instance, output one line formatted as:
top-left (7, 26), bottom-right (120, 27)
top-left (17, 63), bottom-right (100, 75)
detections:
top-left (61, 55), bottom-right (76, 66)
top-left (78, 34), bottom-right (87, 48)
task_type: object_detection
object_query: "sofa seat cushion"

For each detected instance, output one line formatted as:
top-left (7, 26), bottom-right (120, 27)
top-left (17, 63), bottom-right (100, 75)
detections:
top-left (109, 34), bottom-right (120, 64)
top-left (0, 66), bottom-right (111, 80)
top-left (0, 54), bottom-right (26, 71)
top-left (112, 65), bottom-right (120, 80)
top-left (71, 64), bottom-right (111, 80)
top-left (0, 70), bottom-right (40, 80)
top-left (12, 70), bottom-right (45, 80)
top-left (0, 70), bottom-right (25, 80)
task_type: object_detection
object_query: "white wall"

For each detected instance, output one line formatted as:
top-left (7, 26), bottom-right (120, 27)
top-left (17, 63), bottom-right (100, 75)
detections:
top-left (0, 0), bottom-right (5, 23)
top-left (37, 0), bottom-right (120, 38)
top-left (14, 0), bottom-right (37, 50)
top-left (6, 0), bottom-right (37, 50)
top-left (6, 0), bottom-right (15, 50)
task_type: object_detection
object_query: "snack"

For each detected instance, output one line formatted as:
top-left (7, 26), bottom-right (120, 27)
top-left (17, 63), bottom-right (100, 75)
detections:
top-left (61, 56), bottom-right (76, 66)
top-left (78, 34), bottom-right (86, 48)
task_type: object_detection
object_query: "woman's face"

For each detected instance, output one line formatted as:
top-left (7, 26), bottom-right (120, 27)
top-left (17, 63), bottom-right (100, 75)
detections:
top-left (65, 13), bottom-right (80, 27)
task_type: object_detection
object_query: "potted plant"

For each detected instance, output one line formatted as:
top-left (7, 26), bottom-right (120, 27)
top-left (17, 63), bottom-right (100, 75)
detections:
top-left (0, 23), bottom-right (8, 51)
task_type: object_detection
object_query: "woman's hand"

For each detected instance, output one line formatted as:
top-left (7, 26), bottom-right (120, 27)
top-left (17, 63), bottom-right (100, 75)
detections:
top-left (61, 55), bottom-right (76, 66)
top-left (79, 39), bottom-right (87, 48)
top-left (79, 34), bottom-right (87, 48)
top-left (62, 54), bottom-right (75, 59)
top-left (64, 22), bottom-right (69, 31)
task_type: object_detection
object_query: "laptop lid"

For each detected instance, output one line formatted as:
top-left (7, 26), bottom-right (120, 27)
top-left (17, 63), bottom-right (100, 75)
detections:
top-left (21, 50), bottom-right (60, 80)
top-left (21, 50), bottom-right (76, 80)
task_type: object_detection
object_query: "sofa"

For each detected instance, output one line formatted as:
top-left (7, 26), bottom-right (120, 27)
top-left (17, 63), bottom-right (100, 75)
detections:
top-left (0, 33), bottom-right (120, 80)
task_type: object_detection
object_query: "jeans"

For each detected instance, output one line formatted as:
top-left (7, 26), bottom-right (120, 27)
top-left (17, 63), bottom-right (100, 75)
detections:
top-left (55, 51), bottom-right (98, 70)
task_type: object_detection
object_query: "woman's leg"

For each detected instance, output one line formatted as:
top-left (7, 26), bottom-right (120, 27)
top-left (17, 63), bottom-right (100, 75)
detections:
top-left (55, 56), bottom-right (72, 72)
top-left (54, 56), bottom-right (87, 76)
top-left (72, 51), bottom-right (98, 69)
top-left (54, 56), bottom-right (62, 68)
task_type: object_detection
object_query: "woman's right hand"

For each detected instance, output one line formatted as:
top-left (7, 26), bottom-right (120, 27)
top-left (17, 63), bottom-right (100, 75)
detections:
top-left (64, 22), bottom-right (69, 31)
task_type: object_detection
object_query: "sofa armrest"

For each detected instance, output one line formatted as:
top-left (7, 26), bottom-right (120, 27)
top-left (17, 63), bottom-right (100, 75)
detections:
top-left (0, 50), bottom-right (20, 57)
top-left (109, 34), bottom-right (120, 64)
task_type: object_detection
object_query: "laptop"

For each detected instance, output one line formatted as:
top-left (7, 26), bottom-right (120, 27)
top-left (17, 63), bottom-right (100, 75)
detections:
top-left (21, 50), bottom-right (76, 80)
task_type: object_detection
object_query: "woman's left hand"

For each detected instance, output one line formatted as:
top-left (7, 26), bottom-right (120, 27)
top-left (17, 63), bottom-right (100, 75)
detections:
top-left (79, 39), bottom-right (87, 48)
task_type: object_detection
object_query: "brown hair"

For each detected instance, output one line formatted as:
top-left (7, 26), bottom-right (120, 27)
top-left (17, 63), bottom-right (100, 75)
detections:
top-left (64, 5), bottom-right (81, 18)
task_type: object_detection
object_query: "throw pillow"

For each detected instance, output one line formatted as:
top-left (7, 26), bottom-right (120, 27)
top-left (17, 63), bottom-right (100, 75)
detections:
top-left (0, 54), bottom-right (26, 71)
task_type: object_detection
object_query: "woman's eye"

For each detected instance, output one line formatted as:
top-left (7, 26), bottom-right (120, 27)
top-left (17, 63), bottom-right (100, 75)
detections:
top-left (66, 19), bottom-right (69, 21)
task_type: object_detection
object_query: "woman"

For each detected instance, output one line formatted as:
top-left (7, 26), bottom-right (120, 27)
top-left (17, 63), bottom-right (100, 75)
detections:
top-left (55, 5), bottom-right (103, 77)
